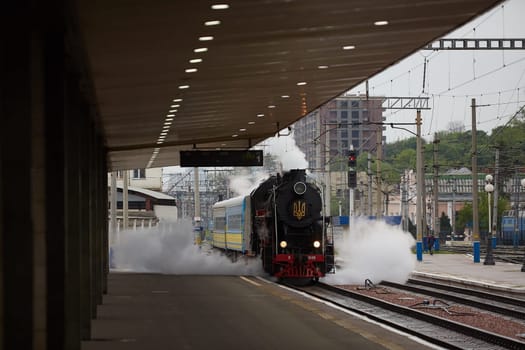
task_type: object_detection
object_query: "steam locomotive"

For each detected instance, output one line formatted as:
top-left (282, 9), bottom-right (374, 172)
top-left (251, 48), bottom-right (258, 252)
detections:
top-left (211, 169), bottom-right (335, 281)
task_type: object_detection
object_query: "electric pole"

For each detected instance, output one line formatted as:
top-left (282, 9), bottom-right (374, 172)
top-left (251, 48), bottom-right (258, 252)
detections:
top-left (492, 147), bottom-right (500, 246)
top-left (472, 98), bottom-right (480, 263)
top-left (433, 133), bottom-right (440, 242)
top-left (376, 124), bottom-right (383, 219)
top-left (416, 110), bottom-right (424, 261)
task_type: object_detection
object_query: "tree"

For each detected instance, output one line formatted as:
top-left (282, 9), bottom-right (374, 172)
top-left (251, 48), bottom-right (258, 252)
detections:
top-left (394, 149), bottom-right (416, 170)
top-left (439, 212), bottom-right (451, 234)
top-left (456, 202), bottom-right (472, 235)
top-left (491, 111), bottom-right (525, 179)
top-left (455, 195), bottom-right (510, 237)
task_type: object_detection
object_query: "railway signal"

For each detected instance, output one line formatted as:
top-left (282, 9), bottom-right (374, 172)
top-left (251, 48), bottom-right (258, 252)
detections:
top-left (348, 150), bottom-right (357, 188)
top-left (348, 150), bottom-right (356, 168)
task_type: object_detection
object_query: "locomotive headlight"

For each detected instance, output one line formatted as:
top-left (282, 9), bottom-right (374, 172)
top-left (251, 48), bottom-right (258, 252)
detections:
top-left (280, 241), bottom-right (287, 248)
top-left (293, 182), bottom-right (307, 195)
top-left (313, 240), bottom-right (321, 248)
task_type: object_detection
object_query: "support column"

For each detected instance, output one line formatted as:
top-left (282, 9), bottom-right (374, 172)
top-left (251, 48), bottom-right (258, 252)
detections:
top-left (110, 173), bottom-right (117, 268)
top-left (90, 126), bottom-right (102, 313)
top-left (1, 2), bottom-right (34, 348)
top-left (44, 4), bottom-right (68, 347)
top-left (79, 113), bottom-right (92, 340)
top-left (123, 171), bottom-right (129, 230)
top-left (64, 78), bottom-right (82, 349)
top-left (100, 146), bottom-right (109, 294)
top-left (2, 2), bottom-right (106, 349)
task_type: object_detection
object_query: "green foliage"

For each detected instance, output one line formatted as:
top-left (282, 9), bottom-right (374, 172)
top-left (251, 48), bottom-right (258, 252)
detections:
top-left (356, 152), bottom-right (368, 171)
top-left (384, 137), bottom-right (417, 158)
top-left (330, 155), bottom-right (348, 172)
top-left (439, 212), bottom-right (451, 233)
top-left (456, 202), bottom-right (472, 233)
top-left (393, 148), bottom-right (417, 170)
top-left (383, 109), bottom-right (524, 174)
top-left (454, 196), bottom-right (509, 234)
top-left (490, 111), bottom-right (525, 178)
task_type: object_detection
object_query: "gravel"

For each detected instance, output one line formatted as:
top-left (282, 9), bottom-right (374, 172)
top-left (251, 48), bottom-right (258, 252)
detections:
top-left (336, 284), bottom-right (525, 341)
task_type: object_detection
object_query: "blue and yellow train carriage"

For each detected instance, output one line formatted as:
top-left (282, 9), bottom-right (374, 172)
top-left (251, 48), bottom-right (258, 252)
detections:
top-left (211, 196), bottom-right (254, 257)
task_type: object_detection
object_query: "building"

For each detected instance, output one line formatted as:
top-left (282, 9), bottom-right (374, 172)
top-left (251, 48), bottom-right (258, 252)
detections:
top-left (108, 167), bottom-right (177, 229)
top-left (293, 94), bottom-right (385, 172)
top-left (293, 94), bottom-right (384, 215)
top-left (113, 167), bottom-right (163, 191)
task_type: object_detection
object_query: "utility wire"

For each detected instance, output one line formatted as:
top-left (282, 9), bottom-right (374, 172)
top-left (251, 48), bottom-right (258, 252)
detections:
top-left (477, 104), bottom-right (525, 155)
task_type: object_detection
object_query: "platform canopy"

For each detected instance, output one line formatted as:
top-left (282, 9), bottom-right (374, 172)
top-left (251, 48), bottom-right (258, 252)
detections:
top-left (76, 0), bottom-right (503, 170)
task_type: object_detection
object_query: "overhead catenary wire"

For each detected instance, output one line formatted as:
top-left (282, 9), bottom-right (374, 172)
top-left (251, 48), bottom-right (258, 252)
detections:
top-left (344, 1), bottom-right (525, 144)
top-left (477, 103), bottom-right (525, 155)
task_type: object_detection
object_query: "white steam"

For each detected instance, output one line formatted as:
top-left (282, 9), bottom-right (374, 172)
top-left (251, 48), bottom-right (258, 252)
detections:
top-left (263, 132), bottom-right (308, 171)
top-left (326, 219), bottom-right (416, 285)
top-left (110, 218), bottom-right (415, 283)
top-left (228, 169), bottom-right (269, 197)
top-left (225, 131), bottom-right (309, 198)
top-left (111, 219), bottom-right (264, 275)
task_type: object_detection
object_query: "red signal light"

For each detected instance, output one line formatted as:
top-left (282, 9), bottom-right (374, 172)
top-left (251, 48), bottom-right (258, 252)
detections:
top-left (348, 150), bottom-right (357, 167)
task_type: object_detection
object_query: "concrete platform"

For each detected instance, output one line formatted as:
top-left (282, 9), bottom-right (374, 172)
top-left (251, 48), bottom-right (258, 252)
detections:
top-left (412, 253), bottom-right (525, 299)
top-left (81, 254), bottom-right (525, 349)
top-left (82, 273), bottom-right (437, 350)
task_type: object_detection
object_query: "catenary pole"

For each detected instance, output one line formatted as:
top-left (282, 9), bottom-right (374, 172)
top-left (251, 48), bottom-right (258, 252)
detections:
top-left (367, 153), bottom-right (372, 216)
top-left (471, 98), bottom-right (480, 263)
top-left (433, 133), bottom-right (440, 243)
top-left (376, 125), bottom-right (382, 219)
top-left (416, 110), bottom-right (423, 261)
top-left (493, 147), bottom-right (500, 247)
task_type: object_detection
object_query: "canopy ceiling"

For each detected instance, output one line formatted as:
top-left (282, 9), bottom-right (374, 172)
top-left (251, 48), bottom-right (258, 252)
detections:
top-left (76, 0), bottom-right (502, 171)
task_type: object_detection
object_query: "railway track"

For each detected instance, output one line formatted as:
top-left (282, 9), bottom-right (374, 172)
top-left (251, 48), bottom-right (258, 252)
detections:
top-left (380, 279), bottom-right (525, 320)
top-left (283, 281), bottom-right (525, 350)
top-left (407, 276), bottom-right (525, 303)
top-left (440, 246), bottom-right (525, 264)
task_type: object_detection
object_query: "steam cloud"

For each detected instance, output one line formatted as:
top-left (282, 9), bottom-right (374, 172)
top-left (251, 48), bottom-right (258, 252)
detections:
top-left (111, 219), bottom-right (264, 275)
top-left (226, 131), bottom-right (310, 197)
top-left (325, 219), bottom-right (416, 285)
top-left (264, 132), bottom-right (308, 171)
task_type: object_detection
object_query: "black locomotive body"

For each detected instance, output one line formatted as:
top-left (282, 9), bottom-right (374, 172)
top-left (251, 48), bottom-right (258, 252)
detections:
top-left (250, 169), bottom-right (334, 280)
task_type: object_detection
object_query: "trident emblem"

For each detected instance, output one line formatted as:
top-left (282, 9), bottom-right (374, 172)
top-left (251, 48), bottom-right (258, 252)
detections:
top-left (293, 200), bottom-right (306, 220)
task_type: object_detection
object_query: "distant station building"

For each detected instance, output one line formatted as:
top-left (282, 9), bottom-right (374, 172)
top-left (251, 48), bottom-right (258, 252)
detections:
top-left (108, 167), bottom-right (177, 230)
top-left (113, 167), bottom-right (163, 191)
top-left (112, 185), bottom-right (177, 229)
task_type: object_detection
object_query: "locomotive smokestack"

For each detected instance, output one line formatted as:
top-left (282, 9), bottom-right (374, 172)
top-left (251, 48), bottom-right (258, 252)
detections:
top-left (283, 169), bottom-right (306, 183)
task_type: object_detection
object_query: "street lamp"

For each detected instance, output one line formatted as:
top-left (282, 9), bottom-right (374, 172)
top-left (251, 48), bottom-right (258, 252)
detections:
top-left (483, 174), bottom-right (495, 265)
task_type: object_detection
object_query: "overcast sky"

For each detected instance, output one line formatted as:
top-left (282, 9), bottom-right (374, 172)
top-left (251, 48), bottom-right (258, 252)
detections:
top-left (347, 0), bottom-right (525, 142)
